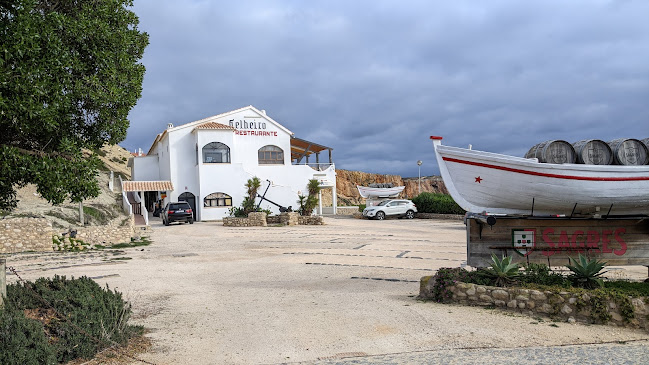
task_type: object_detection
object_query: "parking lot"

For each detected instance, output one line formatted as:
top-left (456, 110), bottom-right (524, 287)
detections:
top-left (6, 217), bottom-right (649, 364)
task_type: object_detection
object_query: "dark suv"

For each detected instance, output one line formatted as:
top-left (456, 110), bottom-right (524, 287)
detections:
top-left (162, 202), bottom-right (194, 225)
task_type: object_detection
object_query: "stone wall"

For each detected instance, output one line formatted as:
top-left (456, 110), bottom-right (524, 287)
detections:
top-left (335, 206), bottom-right (359, 215)
top-left (298, 216), bottom-right (325, 225)
top-left (419, 277), bottom-right (649, 330)
top-left (279, 212), bottom-right (299, 226)
top-left (0, 217), bottom-right (53, 253)
top-left (223, 212), bottom-right (267, 227)
top-left (73, 216), bottom-right (135, 245)
top-left (223, 212), bottom-right (324, 227)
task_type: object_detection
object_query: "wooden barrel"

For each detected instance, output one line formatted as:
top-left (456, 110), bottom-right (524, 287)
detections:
top-left (607, 138), bottom-right (649, 165)
top-left (524, 140), bottom-right (576, 164)
top-left (572, 139), bottom-right (613, 165)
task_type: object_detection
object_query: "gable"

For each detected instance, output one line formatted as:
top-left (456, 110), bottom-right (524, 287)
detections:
top-left (171, 105), bottom-right (293, 136)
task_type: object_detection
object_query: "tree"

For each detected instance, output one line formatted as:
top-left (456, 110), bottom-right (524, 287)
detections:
top-left (0, 0), bottom-right (149, 210)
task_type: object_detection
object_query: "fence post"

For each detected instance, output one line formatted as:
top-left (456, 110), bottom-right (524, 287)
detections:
top-left (0, 258), bottom-right (6, 308)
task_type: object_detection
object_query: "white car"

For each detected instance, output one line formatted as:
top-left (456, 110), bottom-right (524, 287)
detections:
top-left (362, 199), bottom-right (417, 220)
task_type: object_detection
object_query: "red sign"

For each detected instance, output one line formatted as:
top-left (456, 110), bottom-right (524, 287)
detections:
top-left (235, 130), bottom-right (278, 137)
top-left (539, 227), bottom-right (627, 257)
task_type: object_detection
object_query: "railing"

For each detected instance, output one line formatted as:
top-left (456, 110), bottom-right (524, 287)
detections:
top-left (140, 196), bottom-right (149, 226)
top-left (108, 171), bottom-right (114, 192)
top-left (131, 193), bottom-right (141, 215)
top-left (119, 175), bottom-right (132, 216)
top-left (118, 176), bottom-right (149, 226)
top-left (291, 162), bottom-right (334, 171)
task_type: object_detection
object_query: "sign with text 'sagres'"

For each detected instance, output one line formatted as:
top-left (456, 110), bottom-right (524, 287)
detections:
top-left (466, 217), bottom-right (649, 268)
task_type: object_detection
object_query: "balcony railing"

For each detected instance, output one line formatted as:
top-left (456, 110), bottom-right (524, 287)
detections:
top-left (291, 162), bottom-right (334, 171)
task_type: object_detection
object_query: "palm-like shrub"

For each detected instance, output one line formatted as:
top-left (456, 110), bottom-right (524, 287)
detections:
top-left (480, 254), bottom-right (520, 287)
top-left (297, 179), bottom-right (321, 216)
top-left (242, 177), bottom-right (261, 216)
top-left (566, 254), bottom-right (608, 289)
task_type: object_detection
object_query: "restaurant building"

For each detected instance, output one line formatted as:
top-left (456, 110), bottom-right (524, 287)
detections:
top-left (126, 105), bottom-right (336, 222)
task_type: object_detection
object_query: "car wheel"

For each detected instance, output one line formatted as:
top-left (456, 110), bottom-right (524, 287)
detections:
top-left (406, 210), bottom-right (415, 219)
top-left (376, 211), bottom-right (385, 220)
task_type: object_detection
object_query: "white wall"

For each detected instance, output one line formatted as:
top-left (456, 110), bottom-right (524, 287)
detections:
top-left (131, 156), bottom-right (160, 181)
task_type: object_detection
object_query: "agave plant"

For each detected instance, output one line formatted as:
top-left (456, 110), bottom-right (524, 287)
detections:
top-left (566, 254), bottom-right (608, 289)
top-left (480, 254), bottom-right (520, 287)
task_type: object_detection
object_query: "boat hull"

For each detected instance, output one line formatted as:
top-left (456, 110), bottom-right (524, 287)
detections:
top-left (356, 185), bottom-right (405, 198)
top-left (431, 138), bottom-right (649, 216)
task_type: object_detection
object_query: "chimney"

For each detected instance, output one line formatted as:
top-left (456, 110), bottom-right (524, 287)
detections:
top-left (261, 110), bottom-right (266, 115)
top-left (167, 123), bottom-right (173, 129)
top-left (138, 148), bottom-right (142, 156)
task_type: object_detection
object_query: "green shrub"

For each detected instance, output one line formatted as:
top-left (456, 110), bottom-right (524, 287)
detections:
top-left (358, 204), bottom-right (366, 212)
top-left (2, 275), bottom-right (142, 363)
top-left (519, 263), bottom-right (571, 288)
top-left (83, 206), bottom-right (110, 225)
top-left (412, 192), bottom-right (465, 214)
top-left (479, 254), bottom-right (520, 287)
top-left (297, 179), bottom-right (321, 216)
top-left (430, 267), bottom-right (493, 302)
top-left (603, 281), bottom-right (649, 297)
top-left (0, 308), bottom-right (57, 365)
top-left (567, 254), bottom-right (608, 289)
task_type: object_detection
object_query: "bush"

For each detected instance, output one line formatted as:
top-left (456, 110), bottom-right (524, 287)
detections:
top-left (358, 204), bottom-right (366, 212)
top-left (0, 309), bottom-right (57, 365)
top-left (519, 263), bottom-right (571, 288)
top-left (430, 267), bottom-right (493, 302)
top-left (2, 275), bottom-right (142, 363)
top-left (603, 281), bottom-right (649, 297)
top-left (412, 192), bottom-right (465, 214)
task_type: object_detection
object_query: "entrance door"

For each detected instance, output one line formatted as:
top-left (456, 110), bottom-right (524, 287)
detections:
top-left (178, 192), bottom-right (197, 221)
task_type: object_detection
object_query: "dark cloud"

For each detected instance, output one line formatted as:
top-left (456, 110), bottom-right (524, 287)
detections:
top-left (125, 0), bottom-right (649, 177)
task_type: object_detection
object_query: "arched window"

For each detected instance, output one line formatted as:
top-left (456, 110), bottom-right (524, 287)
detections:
top-left (203, 192), bottom-right (232, 207)
top-left (203, 142), bottom-right (230, 163)
top-left (258, 145), bottom-right (284, 164)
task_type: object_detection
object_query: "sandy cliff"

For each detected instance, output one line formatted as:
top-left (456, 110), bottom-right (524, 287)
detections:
top-left (322, 169), bottom-right (448, 207)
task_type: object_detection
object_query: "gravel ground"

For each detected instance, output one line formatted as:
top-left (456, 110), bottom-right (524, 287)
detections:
top-left (5, 216), bottom-right (649, 364)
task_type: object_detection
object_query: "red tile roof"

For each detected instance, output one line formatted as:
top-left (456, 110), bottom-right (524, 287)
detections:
top-left (194, 122), bottom-right (236, 131)
top-left (122, 180), bottom-right (174, 192)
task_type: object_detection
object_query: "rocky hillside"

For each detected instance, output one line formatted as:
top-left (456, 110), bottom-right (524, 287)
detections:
top-left (7, 145), bottom-right (134, 229)
top-left (323, 169), bottom-right (448, 206)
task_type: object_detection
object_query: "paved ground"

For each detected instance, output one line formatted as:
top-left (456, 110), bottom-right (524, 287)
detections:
top-left (5, 216), bottom-right (649, 364)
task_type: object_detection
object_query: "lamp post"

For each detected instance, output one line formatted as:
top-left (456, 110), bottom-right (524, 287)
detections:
top-left (417, 160), bottom-right (423, 195)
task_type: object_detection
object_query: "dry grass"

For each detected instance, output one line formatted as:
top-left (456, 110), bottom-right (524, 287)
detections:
top-left (67, 333), bottom-right (153, 365)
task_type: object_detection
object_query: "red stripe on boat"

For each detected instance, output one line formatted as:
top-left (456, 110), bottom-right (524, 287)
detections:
top-left (442, 157), bottom-right (649, 181)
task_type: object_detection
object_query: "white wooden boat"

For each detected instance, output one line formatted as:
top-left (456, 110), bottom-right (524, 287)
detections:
top-left (431, 136), bottom-right (649, 216)
top-left (357, 185), bottom-right (405, 198)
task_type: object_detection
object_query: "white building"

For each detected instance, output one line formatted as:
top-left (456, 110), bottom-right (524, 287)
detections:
top-left (125, 106), bottom-right (336, 222)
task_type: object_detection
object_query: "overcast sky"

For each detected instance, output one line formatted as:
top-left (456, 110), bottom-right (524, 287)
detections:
top-left (124, 0), bottom-right (649, 178)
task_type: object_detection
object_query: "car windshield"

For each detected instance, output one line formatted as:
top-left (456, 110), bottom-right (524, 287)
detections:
top-left (377, 201), bottom-right (391, 206)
